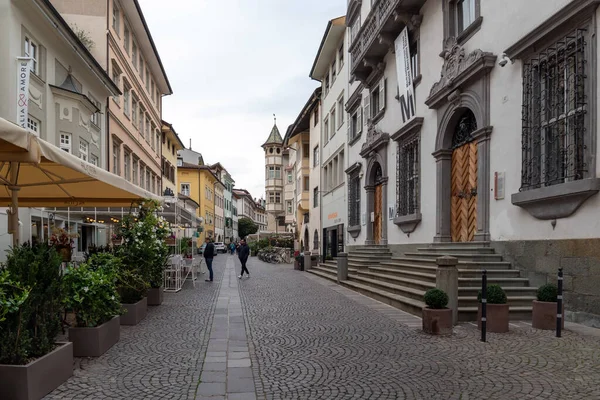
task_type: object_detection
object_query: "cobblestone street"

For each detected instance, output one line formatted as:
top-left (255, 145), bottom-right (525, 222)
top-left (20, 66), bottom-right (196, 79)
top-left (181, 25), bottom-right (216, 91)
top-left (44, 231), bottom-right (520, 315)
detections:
top-left (47, 256), bottom-right (600, 399)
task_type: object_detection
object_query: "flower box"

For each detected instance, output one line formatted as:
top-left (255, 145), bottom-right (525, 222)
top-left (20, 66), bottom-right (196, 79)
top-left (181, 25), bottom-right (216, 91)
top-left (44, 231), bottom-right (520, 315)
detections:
top-left (0, 342), bottom-right (73, 400)
top-left (147, 287), bottom-right (164, 306)
top-left (120, 297), bottom-right (147, 325)
top-left (68, 316), bottom-right (120, 357)
top-left (422, 307), bottom-right (453, 335)
top-left (532, 300), bottom-right (564, 330)
top-left (477, 303), bottom-right (510, 333)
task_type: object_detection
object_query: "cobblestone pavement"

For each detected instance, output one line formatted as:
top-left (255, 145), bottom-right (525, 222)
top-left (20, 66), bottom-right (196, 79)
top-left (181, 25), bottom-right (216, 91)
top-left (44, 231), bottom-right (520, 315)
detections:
top-left (238, 258), bottom-right (600, 400)
top-left (46, 255), bottom-right (227, 400)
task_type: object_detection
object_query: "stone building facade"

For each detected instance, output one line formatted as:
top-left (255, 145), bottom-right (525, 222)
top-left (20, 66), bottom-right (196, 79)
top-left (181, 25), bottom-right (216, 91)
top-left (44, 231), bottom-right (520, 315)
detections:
top-left (344, 0), bottom-right (600, 325)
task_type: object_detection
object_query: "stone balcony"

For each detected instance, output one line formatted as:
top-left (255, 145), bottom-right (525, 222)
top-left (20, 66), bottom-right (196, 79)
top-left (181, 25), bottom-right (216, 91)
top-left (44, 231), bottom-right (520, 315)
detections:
top-left (349, 0), bottom-right (424, 83)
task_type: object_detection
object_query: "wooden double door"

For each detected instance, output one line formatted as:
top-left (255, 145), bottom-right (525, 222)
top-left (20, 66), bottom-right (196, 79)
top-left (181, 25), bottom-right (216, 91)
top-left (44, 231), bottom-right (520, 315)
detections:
top-left (451, 142), bottom-right (478, 242)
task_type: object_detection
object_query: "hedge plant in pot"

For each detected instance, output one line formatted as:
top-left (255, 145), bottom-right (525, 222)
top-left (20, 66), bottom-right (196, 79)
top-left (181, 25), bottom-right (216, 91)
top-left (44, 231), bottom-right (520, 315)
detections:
top-left (62, 261), bottom-right (122, 357)
top-left (477, 284), bottom-right (509, 333)
top-left (0, 243), bottom-right (73, 400)
top-left (422, 288), bottom-right (453, 335)
top-left (118, 200), bottom-right (169, 306)
top-left (532, 283), bottom-right (563, 330)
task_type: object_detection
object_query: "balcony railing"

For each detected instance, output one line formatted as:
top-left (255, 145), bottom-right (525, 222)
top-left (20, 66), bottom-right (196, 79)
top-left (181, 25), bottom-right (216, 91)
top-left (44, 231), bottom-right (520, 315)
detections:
top-left (350, 0), bottom-right (398, 72)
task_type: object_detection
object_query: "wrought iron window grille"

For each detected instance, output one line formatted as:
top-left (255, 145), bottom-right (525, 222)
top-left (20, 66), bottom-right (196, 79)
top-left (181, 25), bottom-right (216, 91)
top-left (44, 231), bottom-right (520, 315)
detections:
top-left (348, 174), bottom-right (361, 227)
top-left (396, 135), bottom-right (420, 217)
top-left (521, 28), bottom-right (588, 191)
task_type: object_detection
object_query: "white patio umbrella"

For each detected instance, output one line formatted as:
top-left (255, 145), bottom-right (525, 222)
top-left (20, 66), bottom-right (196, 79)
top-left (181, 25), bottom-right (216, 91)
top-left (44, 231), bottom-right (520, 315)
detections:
top-left (0, 117), bottom-right (161, 246)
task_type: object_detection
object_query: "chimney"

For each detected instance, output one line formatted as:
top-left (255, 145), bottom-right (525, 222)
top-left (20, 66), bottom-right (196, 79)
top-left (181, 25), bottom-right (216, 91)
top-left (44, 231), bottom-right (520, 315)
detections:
top-left (189, 138), bottom-right (192, 149)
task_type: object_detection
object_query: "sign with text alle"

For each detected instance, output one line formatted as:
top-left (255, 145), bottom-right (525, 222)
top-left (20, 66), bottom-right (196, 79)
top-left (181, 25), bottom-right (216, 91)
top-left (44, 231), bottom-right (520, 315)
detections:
top-left (394, 28), bottom-right (415, 126)
top-left (17, 58), bottom-right (32, 129)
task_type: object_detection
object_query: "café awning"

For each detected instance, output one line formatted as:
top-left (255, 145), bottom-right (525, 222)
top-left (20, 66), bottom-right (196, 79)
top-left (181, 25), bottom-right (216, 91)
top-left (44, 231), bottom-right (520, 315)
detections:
top-left (0, 117), bottom-right (160, 245)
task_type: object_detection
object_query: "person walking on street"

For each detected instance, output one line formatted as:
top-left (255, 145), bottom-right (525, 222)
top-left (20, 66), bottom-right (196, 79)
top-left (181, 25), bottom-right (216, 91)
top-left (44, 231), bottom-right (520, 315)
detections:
top-left (204, 238), bottom-right (215, 282)
top-left (238, 239), bottom-right (250, 279)
top-left (229, 242), bottom-right (235, 255)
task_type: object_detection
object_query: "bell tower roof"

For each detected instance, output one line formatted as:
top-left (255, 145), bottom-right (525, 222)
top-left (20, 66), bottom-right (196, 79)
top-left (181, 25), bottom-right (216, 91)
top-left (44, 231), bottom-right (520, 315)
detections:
top-left (262, 114), bottom-right (284, 148)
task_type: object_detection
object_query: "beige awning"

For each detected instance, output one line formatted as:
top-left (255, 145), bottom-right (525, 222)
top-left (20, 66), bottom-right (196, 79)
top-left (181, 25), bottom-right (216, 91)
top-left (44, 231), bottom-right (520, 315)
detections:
top-left (0, 117), bottom-right (160, 207)
top-left (0, 117), bottom-right (160, 246)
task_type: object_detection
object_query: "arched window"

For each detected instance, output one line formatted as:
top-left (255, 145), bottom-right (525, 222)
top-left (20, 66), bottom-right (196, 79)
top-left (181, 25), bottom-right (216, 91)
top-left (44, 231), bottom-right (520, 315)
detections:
top-left (313, 230), bottom-right (319, 250)
top-left (451, 109), bottom-right (477, 149)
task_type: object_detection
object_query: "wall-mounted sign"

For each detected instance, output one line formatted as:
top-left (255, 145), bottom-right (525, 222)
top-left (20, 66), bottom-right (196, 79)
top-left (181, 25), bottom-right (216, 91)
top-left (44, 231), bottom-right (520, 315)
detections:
top-left (494, 172), bottom-right (505, 200)
top-left (328, 212), bottom-right (338, 220)
top-left (388, 206), bottom-right (395, 220)
top-left (16, 58), bottom-right (32, 129)
top-left (394, 27), bottom-right (415, 126)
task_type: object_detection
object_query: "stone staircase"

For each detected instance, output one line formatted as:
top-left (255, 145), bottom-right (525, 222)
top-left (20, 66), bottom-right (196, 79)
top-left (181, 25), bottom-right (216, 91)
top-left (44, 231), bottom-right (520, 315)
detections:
top-left (309, 242), bottom-right (536, 321)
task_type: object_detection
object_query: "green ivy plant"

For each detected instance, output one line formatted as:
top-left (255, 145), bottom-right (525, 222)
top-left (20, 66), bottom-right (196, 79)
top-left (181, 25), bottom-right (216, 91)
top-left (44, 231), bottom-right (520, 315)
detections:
top-left (118, 200), bottom-right (170, 289)
top-left (62, 264), bottom-right (122, 328)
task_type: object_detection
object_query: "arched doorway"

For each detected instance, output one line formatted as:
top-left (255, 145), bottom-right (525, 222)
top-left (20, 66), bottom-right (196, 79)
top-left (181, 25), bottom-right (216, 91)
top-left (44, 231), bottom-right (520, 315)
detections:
top-left (450, 110), bottom-right (478, 242)
top-left (365, 159), bottom-right (387, 245)
top-left (372, 163), bottom-right (384, 244)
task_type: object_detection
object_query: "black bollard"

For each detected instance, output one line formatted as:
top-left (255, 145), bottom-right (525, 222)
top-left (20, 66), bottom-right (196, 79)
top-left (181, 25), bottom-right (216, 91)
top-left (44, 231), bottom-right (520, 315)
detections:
top-left (557, 268), bottom-right (563, 338)
top-left (481, 270), bottom-right (487, 343)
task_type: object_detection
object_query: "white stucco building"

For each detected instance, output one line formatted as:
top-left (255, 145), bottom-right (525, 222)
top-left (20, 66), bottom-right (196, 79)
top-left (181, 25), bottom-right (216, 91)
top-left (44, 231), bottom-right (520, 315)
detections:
top-left (342, 0), bottom-right (600, 324)
top-left (0, 0), bottom-right (119, 258)
top-left (310, 16), bottom-right (349, 259)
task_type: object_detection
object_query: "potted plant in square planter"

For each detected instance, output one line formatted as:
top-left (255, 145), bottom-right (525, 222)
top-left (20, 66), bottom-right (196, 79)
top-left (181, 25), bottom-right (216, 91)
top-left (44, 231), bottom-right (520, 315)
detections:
top-left (117, 200), bottom-right (169, 308)
top-left (0, 243), bottom-right (73, 400)
top-left (62, 261), bottom-right (122, 357)
top-left (50, 227), bottom-right (78, 262)
top-left (532, 283), bottom-right (563, 330)
top-left (422, 288), bottom-right (453, 335)
top-left (477, 284), bottom-right (509, 333)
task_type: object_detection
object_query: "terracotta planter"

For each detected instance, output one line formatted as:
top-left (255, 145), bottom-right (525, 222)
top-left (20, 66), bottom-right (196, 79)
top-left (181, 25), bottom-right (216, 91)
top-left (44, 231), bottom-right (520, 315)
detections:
top-left (477, 303), bottom-right (510, 333)
top-left (147, 287), bottom-right (164, 306)
top-left (120, 297), bottom-right (147, 325)
top-left (422, 307), bottom-right (453, 336)
top-left (532, 300), bottom-right (564, 330)
top-left (68, 316), bottom-right (120, 357)
top-left (0, 342), bottom-right (73, 400)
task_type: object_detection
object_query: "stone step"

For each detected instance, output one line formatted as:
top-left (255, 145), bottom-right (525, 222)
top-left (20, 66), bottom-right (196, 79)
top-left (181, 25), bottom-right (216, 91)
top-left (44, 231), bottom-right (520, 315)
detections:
top-left (458, 296), bottom-right (537, 308)
top-left (307, 269), bottom-right (337, 282)
top-left (316, 264), bottom-right (359, 274)
top-left (340, 280), bottom-right (425, 316)
top-left (429, 241), bottom-right (491, 249)
top-left (459, 286), bottom-right (538, 297)
top-left (355, 270), bottom-right (434, 292)
top-left (348, 254), bottom-right (393, 261)
top-left (405, 252), bottom-right (503, 262)
top-left (417, 246), bottom-right (496, 255)
top-left (348, 275), bottom-right (427, 302)
top-left (458, 306), bottom-right (532, 322)
top-left (368, 266), bottom-right (521, 281)
top-left (350, 247), bottom-right (393, 254)
top-left (384, 258), bottom-right (513, 270)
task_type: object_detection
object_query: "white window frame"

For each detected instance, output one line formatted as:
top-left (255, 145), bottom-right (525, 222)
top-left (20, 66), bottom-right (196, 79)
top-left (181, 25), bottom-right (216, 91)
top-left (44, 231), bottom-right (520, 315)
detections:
top-left (123, 83), bottom-right (131, 116)
top-left (112, 1), bottom-right (120, 34)
top-left (124, 23), bottom-right (130, 54)
top-left (124, 151), bottom-right (130, 181)
top-left (79, 139), bottom-right (89, 162)
top-left (27, 116), bottom-right (40, 136)
top-left (330, 107), bottom-right (336, 137)
top-left (338, 95), bottom-right (345, 128)
top-left (90, 154), bottom-right (98, 166)
top-left (132, 158), bottom-right (138, 185)
top-left (60, 133), bottom-right (72, 153)
top-left (24, 37), bottom-right (39, 75)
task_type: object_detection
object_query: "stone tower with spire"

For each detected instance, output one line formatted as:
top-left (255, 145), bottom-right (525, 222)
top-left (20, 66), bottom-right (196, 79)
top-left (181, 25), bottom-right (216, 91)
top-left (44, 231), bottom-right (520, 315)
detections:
top-left (262, 116), bottom-right (285, 232)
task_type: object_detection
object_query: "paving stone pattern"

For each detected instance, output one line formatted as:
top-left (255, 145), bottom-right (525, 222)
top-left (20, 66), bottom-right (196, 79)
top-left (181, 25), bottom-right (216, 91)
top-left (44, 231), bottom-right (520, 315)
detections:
top-left (238, 259), bottom-right (600, 400)
top-left (46, 256), bottom-right (226, 400)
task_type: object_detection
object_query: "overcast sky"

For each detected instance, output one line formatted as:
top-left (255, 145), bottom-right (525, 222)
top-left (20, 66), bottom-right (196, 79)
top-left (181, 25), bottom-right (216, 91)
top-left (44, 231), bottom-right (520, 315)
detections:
top-left (139, 0), bottom-right (346, 198)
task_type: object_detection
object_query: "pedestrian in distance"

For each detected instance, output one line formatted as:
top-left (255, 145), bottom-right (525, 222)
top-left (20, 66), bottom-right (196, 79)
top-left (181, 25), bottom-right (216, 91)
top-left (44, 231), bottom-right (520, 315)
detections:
top-left (229, 242), bottom-right (235, 255)
top-left (238, 239), bottom-right (250, 279)
top-left (204, 238), bottom-right (215, 282)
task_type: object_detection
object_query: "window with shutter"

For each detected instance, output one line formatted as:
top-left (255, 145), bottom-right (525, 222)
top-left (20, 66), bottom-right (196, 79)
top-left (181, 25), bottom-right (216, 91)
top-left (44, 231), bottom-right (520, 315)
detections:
top-left (363, 95), bottom-right (370, 126)
top-left (378, 78), bottom-right (386, 112)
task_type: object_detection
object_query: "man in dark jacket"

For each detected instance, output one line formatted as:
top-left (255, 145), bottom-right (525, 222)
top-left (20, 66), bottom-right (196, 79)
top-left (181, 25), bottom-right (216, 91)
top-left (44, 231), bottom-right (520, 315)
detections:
top-left (237, 239), bottom-right (250, 279)
top-left (204, 238), bottom-right (215, 282)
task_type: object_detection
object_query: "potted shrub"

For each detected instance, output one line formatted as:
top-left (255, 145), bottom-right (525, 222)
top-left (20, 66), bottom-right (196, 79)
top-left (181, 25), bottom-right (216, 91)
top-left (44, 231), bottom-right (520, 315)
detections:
top-left (110, 233), bottom-right (122, 246)
top-left (62, 262), bottom-right (122, 357)
top-left (0, 243), bottom-right (73, 400)
top-left (477, 284), bottom-right (509, 333)
top-left (118, 200), bottom-right (169, 307)
top-left (422, 288), bottom-right (453, 335)
top-left (532, 283), bottom-right (563, 330)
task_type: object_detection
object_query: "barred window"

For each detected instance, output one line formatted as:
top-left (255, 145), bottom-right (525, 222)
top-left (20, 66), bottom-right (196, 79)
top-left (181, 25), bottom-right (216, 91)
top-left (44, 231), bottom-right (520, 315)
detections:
top-left (521, 27), bottom-right (587, 191)
top-left (348, 174), bottom-right (361, 226)
top-left (397, 136), bottom-right (420, 216)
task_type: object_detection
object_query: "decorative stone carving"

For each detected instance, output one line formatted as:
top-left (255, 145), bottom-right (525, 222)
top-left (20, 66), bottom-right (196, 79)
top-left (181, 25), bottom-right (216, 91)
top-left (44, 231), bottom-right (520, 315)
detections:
top-left (29, 87), bottom-right (43, 109)
top-left (429, 37), bottom-right (493, 99)
top-left (91, 132), bottom-right (100, 148)
top-left (360, 121), bottom-right (390, 157)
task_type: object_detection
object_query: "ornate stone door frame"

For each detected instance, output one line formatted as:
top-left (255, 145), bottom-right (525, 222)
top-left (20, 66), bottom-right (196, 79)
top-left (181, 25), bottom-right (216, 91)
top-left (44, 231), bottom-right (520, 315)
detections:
top-left (425, 37), bottom-right (496, 243)
top-left (360, 122), bottom-right (390, 245)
